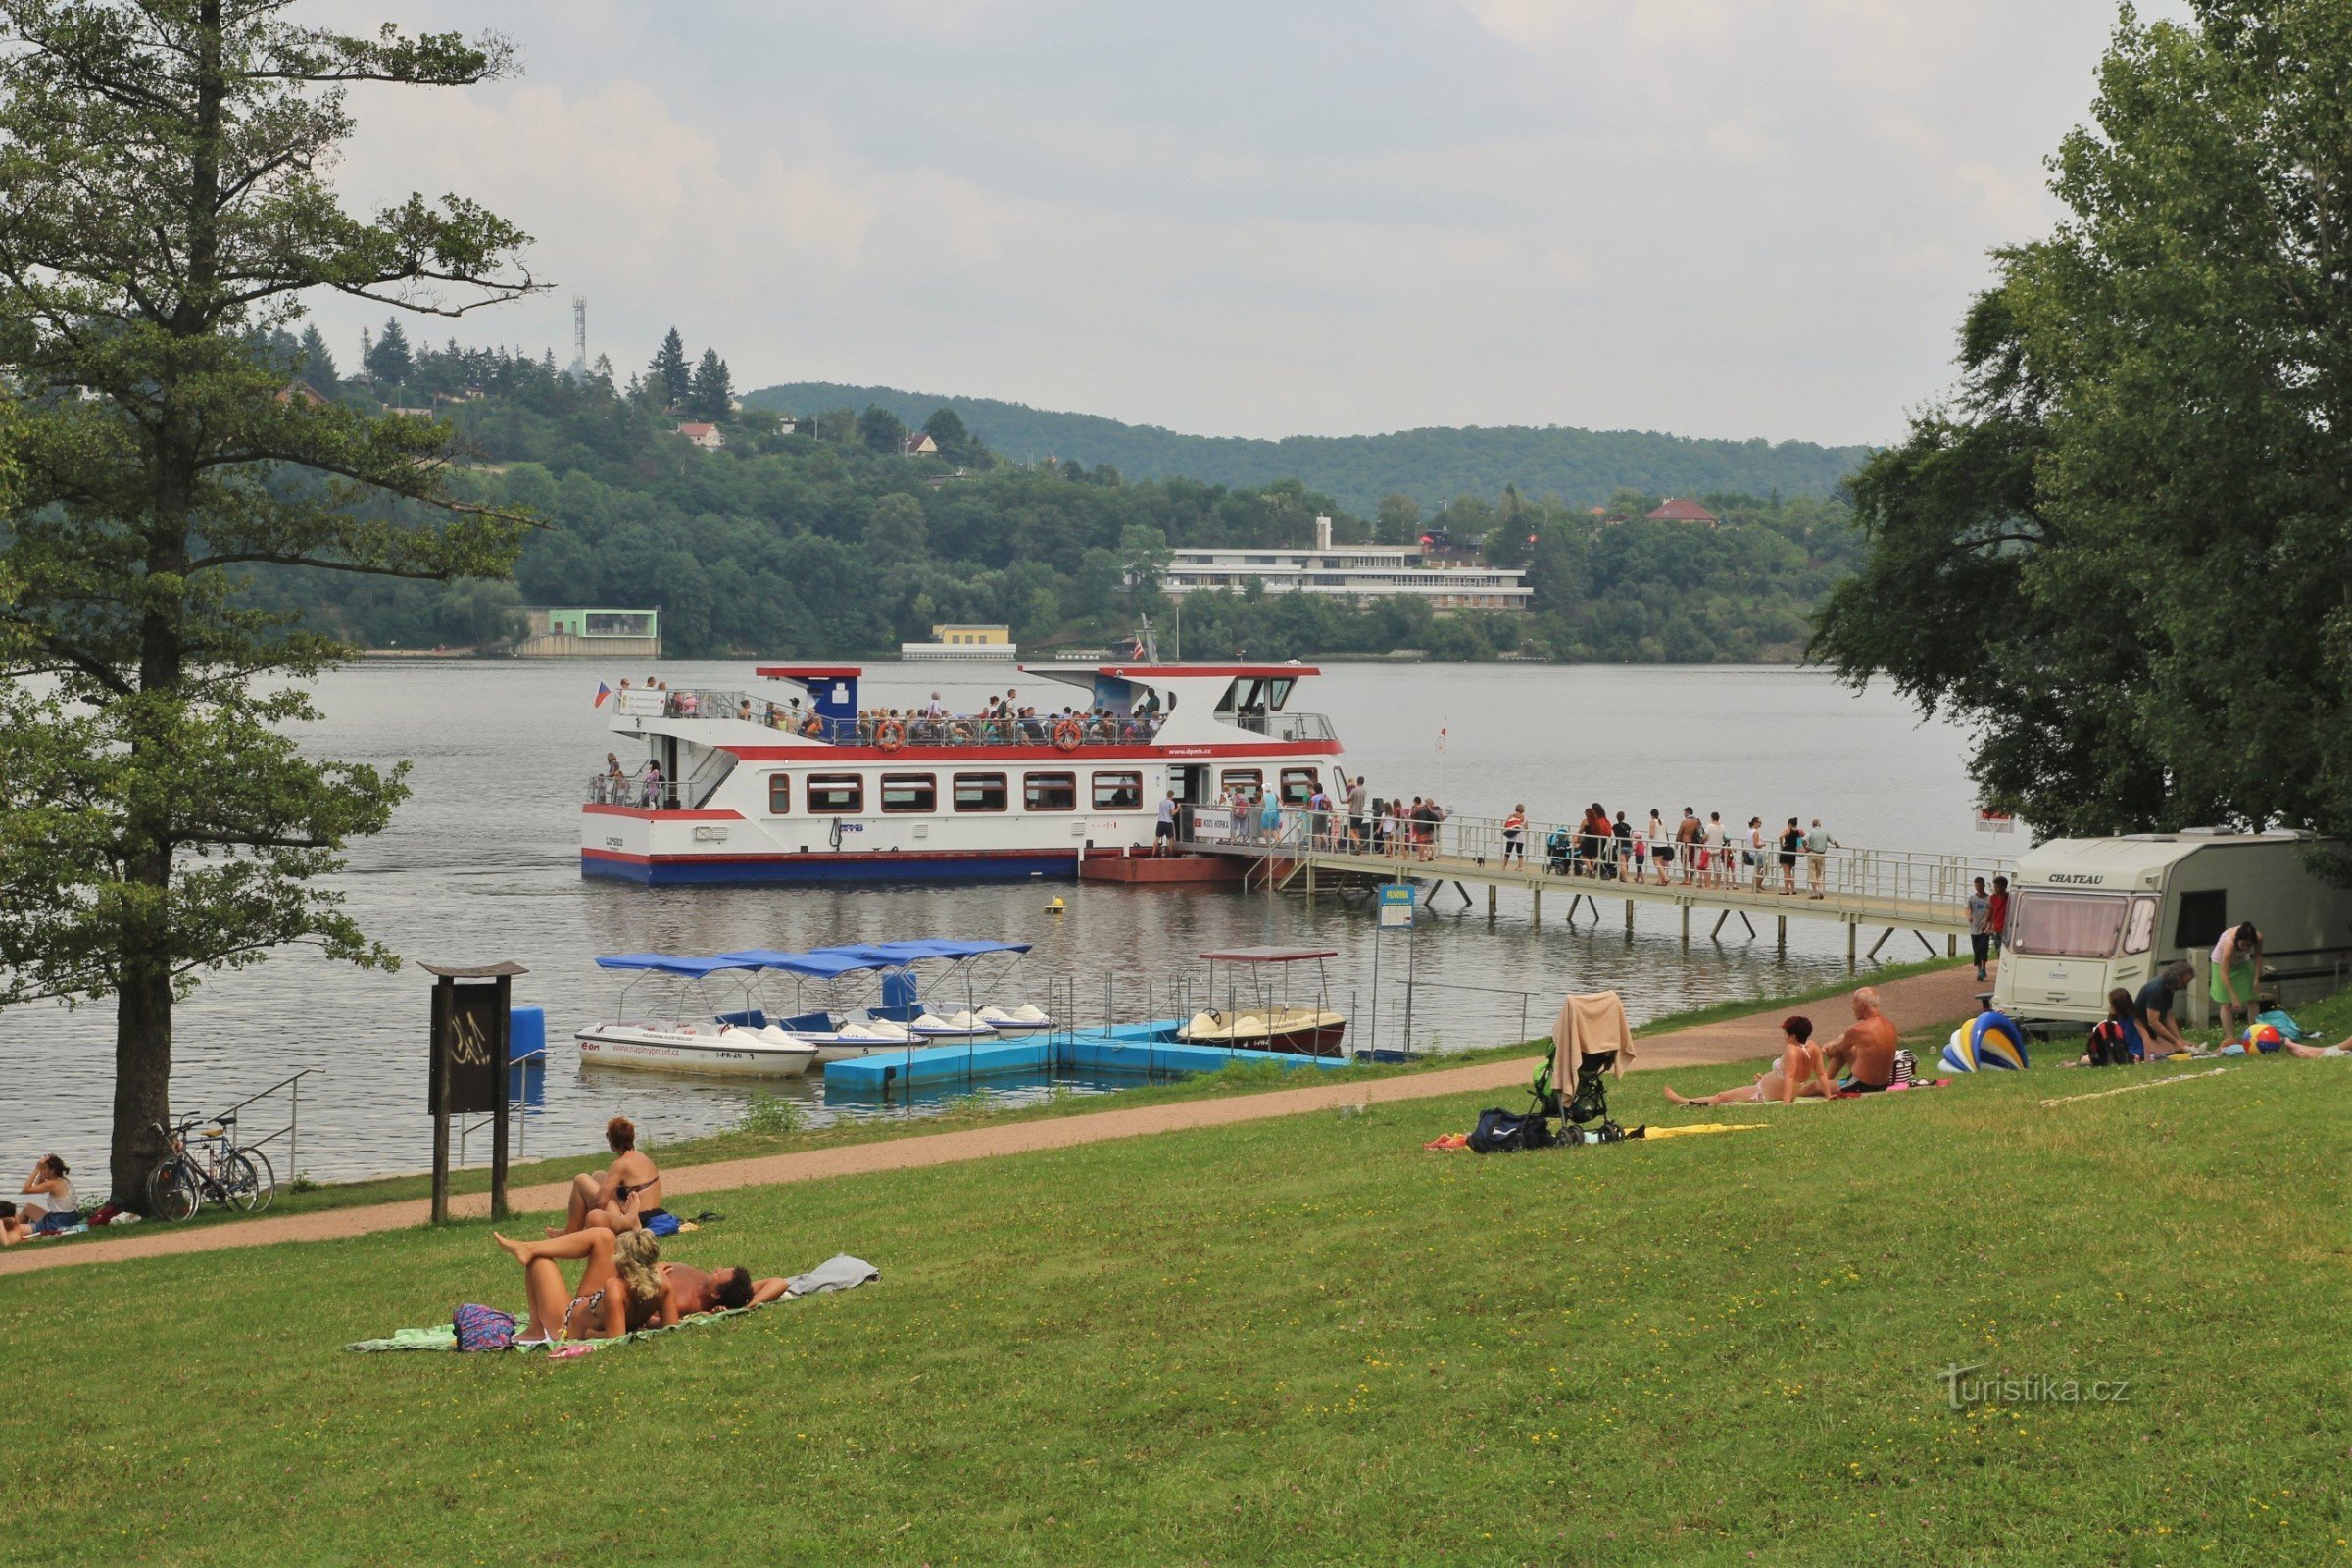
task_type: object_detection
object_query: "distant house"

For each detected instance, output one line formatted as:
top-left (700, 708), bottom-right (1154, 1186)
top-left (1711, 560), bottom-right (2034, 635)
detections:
top-left (384, 405), bottom-right (438, 420)
top-left (275, 382), bottom-right (329, 408)
top-left (1645, 497), bottom-right (1719, 526)
top-left (902, 431), bottom-right (939, 457)
top-left (674, 421), bottom-right (726, 451)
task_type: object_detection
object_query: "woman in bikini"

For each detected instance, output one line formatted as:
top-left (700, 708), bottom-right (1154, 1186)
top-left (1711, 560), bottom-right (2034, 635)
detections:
top-left (491, 1226), bottom-right (667, 1344)
top-left (1663, 1016), bottom-right (1835, 1105)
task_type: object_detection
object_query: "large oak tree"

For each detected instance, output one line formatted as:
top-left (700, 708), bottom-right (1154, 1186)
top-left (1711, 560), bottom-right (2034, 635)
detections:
top-left (1813, 1), bottom-right (2352, 866)
top-left (0, 0), bottom-right (539, 1206)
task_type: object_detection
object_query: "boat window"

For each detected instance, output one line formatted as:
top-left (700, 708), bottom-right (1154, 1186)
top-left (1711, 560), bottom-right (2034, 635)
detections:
top-left (1221, 768), bottom-right (1262, 802)
top-left (1024, 771), bottom-right (1077, 811)
top-left (1092, 770), bottom-right (1144, 811)
top-left (2123, 896), bottom-right (2158, 955)
top-left (2010, 892), bottom-right (2129, 959)
top-left (1265, 678), bottom-right (1295, 710)
top-left (880, 773), bottom-right (937, 813)
top-left (953, 772), bottom-right (1007, 812)
top-left (1279, 767), bottom-right (1319, 805)
top-left (806, 773), bottom-right (863, 814)
top-left (766, 773), bottom-right (790, 815)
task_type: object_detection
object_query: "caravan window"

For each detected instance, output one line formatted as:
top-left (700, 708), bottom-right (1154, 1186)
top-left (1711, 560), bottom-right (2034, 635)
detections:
top-left (2010, 892), bottom-right (2128, 958)
top-left (2123, 897), bottom-right (2158, 955)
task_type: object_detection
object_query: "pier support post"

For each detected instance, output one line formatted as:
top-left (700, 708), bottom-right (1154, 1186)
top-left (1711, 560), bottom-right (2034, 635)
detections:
top-left (1710, 908), bottom-right (1730, 941)
top-left (1625, 900), bottom-right (1634, 936)
top-left (1947, 933), bottom-right (1956, 956)
top-left (1777, 914), bottom-right (1787, 955)
top-left (1533, 888), bottom-right (1541, 923)
top-left (1488, 885), bottom-right (1496, 919)
top-left (1680, 902), bottom-right (1690, 948)
top-left (1847, 919), bottom-right (1857, 971)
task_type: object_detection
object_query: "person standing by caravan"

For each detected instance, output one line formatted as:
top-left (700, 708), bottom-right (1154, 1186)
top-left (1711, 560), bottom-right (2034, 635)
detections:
top-left (1968, 877), bottom-right (1995, 981)
top-left (2211, 921), bottom-right (2264, 1038)
top-left (1985, 875), bottom-right (2012, 961)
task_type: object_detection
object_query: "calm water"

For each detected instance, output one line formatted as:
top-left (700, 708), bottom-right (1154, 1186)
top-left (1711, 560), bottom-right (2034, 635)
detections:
top-left (8, 661), bottom-right (1987, 1181)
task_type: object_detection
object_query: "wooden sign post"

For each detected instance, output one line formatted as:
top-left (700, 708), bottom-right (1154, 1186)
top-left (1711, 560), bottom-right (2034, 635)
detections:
top-left (424, 960), bottom-right (527, 1224)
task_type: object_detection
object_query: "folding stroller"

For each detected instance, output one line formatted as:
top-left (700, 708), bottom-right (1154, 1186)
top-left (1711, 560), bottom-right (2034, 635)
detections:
top-left (1544, 827), bottom-right (1573, 876)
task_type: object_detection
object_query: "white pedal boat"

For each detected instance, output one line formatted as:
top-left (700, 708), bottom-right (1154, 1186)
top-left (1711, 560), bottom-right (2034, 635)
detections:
top-left (975, 1003), bottom-right (1054, 1035)
top-left (575, 1020), bottom-right (818, 1078)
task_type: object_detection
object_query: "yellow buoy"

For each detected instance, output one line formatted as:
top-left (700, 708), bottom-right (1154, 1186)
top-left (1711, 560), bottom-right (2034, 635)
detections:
top-left (1046, 896), bottom-right (1067, 914)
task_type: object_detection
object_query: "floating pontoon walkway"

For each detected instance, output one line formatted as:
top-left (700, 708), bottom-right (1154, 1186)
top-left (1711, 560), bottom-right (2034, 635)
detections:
top-left (822, 1021), bottom-right (1354, 1092)
top-left (1178, 808), bottom-right (2014, 965)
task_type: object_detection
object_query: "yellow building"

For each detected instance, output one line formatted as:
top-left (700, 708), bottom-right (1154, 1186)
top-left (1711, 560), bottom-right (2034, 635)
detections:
top-left (902, 623), bottom-right (1016, 661)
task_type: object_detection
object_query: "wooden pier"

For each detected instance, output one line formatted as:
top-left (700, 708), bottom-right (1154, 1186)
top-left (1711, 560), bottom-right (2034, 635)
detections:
top-left (1178, 808), bottom-right (2010, 967)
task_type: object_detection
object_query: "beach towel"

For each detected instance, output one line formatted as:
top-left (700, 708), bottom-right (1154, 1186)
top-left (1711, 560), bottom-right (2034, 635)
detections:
top-left (785, 1253), bottom-right (880, 1296)
top-left (1550, 990), bottom-right (1634, 1085)
top-left (1639, 1123), bottom-right (1766, 1141)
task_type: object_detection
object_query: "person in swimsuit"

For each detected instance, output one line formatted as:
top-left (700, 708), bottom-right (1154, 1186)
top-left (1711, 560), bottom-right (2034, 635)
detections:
top-left (554, 1116), bottom-right (665, 1237)
top-left (492, 1226), bottom-right (666, 1344)
top-left (1818, 987), bottom-right (1899, 1092)
top-left (645, 1261), bottom-right (793, 1326)
top-left (1664, 1016), bottom-right (1836, 1105)
top-left (0, 1201), bottom-right (33, 1246)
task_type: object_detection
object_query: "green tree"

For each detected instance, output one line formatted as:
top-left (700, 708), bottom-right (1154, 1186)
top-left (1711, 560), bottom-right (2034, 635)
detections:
top-left (365, 314), bottom-right (412, 385)
top-left (861, 492), bottom-right (927, 564)
top-left (1375, 492), bottom-right (1421, 545)
top-left (0, 0), bottom-right (538, 1207)
top-left (647, 326), bottom-right (689, 408)
top-left (1813, 1), bottom-right (2352, 849)
top-left (296, 322), bottom-right (337, 387)
top-left (685, 345), bottom-right (733, 422)
top-left (858, 403), bottom-right (908, 454)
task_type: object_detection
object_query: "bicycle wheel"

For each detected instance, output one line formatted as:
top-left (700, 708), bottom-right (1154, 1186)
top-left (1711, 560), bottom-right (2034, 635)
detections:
top-left (148, 1161), bottom-right (199, 1223)
top-left (225, 1149), bottom-right (275, 1214)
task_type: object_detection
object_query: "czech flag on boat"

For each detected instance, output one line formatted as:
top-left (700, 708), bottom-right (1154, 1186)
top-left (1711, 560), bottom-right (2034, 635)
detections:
top-left (594, 681), bottom-right (612, 708)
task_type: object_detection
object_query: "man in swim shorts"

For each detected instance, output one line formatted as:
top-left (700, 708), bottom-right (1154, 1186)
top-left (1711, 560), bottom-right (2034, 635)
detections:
top-left (1818, 987), bottom-right (1898, 1092)
top-left (1664, 1016), bottom-right (1835, 1105)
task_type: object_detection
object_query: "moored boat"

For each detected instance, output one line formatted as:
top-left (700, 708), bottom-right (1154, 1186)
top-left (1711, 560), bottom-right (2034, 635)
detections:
top-left (1176, 946), bottom-right (1348, 1057)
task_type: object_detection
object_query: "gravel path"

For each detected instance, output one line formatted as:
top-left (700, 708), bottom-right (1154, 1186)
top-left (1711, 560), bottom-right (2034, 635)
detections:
top-left (1, 964), bottom-right (1986, 1276)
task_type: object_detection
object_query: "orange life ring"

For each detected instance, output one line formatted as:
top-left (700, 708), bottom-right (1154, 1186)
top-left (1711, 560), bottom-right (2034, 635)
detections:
top-left (1051, 718), bottom-right (1083, 752)
top-left (875, 719), bottom-right (906, 753)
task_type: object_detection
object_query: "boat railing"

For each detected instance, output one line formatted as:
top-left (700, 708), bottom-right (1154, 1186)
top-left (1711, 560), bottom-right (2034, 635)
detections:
top-left (1182, 805), bottom-right (2013, 916)
top-left (587, 773), bottom-right (684, 809)
top-left (1227, 710), bottom-right (1337, 742)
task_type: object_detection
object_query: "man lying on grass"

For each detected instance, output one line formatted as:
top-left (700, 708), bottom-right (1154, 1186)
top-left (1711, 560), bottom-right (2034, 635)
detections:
top-left (492, 1228), bottom-right (789, 1345)
top-left (1664, 1015), bottom-right (1835, 1105)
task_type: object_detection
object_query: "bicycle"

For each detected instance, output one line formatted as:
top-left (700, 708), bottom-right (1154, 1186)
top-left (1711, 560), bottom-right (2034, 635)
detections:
top-left (147, 1111), bottom-right (276, 1222)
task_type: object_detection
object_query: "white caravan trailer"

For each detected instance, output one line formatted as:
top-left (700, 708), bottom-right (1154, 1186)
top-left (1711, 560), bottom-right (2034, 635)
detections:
top-left (1992, 831), bottom-right (2352, 1029)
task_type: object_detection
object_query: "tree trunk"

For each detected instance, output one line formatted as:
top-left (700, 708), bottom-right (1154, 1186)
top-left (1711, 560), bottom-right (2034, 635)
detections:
top-left (108, 911), bottom-right (174, 1211)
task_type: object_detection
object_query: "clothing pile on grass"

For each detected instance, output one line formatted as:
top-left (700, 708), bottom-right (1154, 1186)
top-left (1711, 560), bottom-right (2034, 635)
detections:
top-left (344, 1254), bottom-right (880, 1355)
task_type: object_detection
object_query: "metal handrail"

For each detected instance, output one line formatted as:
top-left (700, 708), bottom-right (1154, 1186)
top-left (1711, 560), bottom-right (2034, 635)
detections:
top-left (200, 1068), bottom-right (314, 1181)
top-left (1179, 804), bottom-right (2013, 915)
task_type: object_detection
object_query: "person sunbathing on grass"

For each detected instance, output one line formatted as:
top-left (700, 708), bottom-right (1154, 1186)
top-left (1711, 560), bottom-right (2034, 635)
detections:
top-left (0, 1200), bottom-right (31, 1246)
top-left (552, 1115), bottom-right (665, 1238)
top-left (493, 1226), bottom-right (667, 1344)
top-left (649, 1261), bottom-right (792, 1324)
top-left (1817, 986), bottom-right (1899, 1093)
top-left (1664, 1016), bottom-right (1836, 1106)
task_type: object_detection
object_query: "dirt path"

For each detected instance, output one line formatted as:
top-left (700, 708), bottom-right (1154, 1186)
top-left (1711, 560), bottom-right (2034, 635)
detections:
top-left (1, 965), bottom-right (1986, 1276)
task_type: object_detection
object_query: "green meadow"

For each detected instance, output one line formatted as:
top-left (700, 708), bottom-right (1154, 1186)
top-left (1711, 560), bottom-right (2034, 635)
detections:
top-left (6, 987), bottom-right (2349, 1565)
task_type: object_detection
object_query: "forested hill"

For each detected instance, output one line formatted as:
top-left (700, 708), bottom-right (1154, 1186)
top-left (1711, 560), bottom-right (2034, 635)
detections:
top-left (746, 381), bottom-right (1870, 514)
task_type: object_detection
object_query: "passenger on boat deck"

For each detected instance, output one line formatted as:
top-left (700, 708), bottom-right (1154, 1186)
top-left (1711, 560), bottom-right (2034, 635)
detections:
top-left (737, 699), bottom-right (753, 721)
top-left (639, 760), bottom-right (663, 808)
top-left (493, 1225), bottom-right (665, 1343)
top-left (1665, 1016), bottom-right (1834, 1105)
top-left (553, 1116), bottom-right (666, 1236)
top-left (605, 752), bottom-right (623, 782)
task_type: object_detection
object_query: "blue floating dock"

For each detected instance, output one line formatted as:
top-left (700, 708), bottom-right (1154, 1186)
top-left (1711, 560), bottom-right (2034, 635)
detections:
top-left (821, 1020), bottom-right (1352, 1091)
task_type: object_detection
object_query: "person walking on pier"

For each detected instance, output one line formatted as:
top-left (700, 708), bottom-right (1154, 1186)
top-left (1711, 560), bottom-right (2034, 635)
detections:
top-left (1777, 817), bottom-right (1804, 895)
top-left (1347, 774), bottom-right (1369, 851)
top-left (1613, 810), bottom-right (1634, 879)
top-left (1674, 808), bottom-right (1702, 885)
top-left (1804, 818), bottom-right (1838, 897)
top-left (1646, 808), bottom-right (1670, 885)
top-left (1501, 804), bottom-right (1528, 868)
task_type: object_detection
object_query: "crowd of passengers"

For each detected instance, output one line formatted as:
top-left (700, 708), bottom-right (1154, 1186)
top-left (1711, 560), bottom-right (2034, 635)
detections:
top-left (612, 678), bottom-right (1162, 746)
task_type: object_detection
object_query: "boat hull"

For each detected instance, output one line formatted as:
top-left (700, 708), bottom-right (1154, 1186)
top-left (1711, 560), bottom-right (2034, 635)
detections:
top-left (1176, 1021), bottom-right (1348, 1057)
top-left (575, 1027), bottom-right (817, 1079)
top-left (582, 848), bottom-right (1087, 886)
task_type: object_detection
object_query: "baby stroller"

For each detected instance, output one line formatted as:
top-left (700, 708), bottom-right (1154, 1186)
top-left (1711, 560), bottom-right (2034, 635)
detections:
top-left (1527, 1051), bottom-right (1633, 1145)
top-left (1544, 827), bottom-right (1573, 876)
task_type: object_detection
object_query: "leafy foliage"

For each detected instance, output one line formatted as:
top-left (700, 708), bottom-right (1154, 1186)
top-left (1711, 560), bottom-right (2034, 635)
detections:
top-left (1813, 1), bottom-right (2352, 852)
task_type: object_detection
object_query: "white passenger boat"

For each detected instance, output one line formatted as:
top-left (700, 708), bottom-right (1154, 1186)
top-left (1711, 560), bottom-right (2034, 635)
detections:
top-left (580, 649), bottom-right (1346, 885)
top-left (574, 955), bottom-right (820, 1078)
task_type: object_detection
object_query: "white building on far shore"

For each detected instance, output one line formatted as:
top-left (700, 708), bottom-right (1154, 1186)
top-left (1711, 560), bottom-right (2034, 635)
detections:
top-left (1156, 516), bottom-right (1531, 612)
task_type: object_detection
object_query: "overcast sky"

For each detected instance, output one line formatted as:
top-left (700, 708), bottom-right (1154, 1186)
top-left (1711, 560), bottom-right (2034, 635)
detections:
top-left (310, 1), bottom-right (2145, 447)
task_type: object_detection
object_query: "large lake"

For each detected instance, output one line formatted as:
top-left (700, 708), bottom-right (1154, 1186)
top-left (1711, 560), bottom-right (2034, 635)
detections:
top-left (12, 660), bottom-right (1993, 1181)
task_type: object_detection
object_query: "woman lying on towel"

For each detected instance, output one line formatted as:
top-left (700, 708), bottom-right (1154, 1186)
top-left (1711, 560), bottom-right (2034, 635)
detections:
top-left (1663, 1016), bottom-right (1835, 1106)
top-left (494, 1227), bottom-right (669, 1343)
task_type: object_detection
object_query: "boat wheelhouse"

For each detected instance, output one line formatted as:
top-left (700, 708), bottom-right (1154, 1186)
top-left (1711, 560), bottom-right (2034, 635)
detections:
top-left (580, 661), bottom-right (1345, 884)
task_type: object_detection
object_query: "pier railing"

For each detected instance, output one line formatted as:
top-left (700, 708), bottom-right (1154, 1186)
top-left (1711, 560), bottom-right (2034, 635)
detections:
top-left (1179, 805), bottom-right (2010, 921)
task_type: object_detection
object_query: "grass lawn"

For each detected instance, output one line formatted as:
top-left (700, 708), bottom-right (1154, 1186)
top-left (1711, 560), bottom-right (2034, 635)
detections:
top-left (6, 984), bottom-right (2349, 1564)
